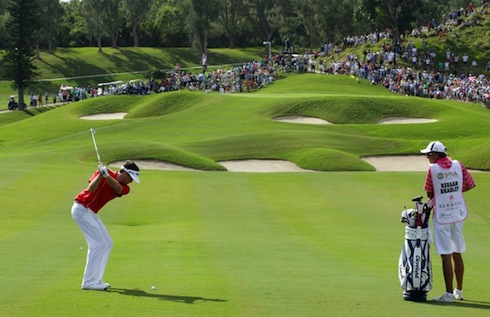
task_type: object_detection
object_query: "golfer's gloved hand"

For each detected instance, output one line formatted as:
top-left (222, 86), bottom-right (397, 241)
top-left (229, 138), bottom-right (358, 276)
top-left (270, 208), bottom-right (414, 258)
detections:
top-left (98, 164), bottom-right (109, 178)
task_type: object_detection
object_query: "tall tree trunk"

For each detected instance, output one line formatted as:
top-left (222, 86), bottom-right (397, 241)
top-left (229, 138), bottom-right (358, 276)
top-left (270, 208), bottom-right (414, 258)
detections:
top-left (48, 39), bottom-right (53, 54)
top-left (97, 35), bottom-right (103, 53)
top-left (254, 0), bottom-right (274, 42)
top-left (36, 44), bottom-right (41, 60)
top-left (133, 24), bottom-right (139, 47)
top-left (111, 34), bottom-right (118, 48)
top-left (18, 85), bottom-right (26, 110)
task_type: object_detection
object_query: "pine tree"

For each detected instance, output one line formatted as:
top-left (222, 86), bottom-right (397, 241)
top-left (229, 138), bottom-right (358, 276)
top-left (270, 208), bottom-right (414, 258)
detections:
top-left (1, 0), bottom-right (42, 109)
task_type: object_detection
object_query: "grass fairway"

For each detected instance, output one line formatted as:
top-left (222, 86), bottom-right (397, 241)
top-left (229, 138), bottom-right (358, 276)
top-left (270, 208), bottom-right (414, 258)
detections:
top-left (0, 72), bottom-right (489, 317)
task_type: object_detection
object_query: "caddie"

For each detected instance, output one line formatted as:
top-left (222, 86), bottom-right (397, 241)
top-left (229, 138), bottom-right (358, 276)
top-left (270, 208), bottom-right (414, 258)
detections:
top-left (420, 141), bottom-right (475, 302)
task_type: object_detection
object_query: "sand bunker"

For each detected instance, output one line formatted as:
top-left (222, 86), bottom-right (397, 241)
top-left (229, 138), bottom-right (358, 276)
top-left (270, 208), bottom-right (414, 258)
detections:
top-left (273, 116), bottom-right (331, 125)
top-left (218, 159), bottom-right (311, 172)
top-left (78, 113), bottom-right (436, 125)
top-left (377, 117), bottom-right (438, 124)
top-left (361, 155), bottom-right (428, 172)
top-left (273, 116), bottom-right (437, 125)
top-left (109, 157), bottom-right (486, 173)
top-left (80, 112), bottom-right (127, 120)
top-left (110, 159), bottom-right (310, 173)
top-left (110, 160), bottom-right (200, 171)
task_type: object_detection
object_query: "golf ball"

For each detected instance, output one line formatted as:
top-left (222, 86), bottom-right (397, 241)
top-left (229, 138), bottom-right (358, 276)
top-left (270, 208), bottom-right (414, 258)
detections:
top-left (151, 286), bottom-right (156, 290)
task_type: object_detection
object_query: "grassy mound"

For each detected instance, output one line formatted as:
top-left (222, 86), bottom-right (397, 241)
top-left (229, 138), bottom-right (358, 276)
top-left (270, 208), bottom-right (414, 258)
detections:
top-left (1, 72), bottom-right (489, 171)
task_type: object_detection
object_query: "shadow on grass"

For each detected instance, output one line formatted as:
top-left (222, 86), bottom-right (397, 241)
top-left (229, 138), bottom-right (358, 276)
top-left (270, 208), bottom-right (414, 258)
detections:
top-left (41, 54), bottom-right (108, 78)
top-left (21, 106), bottom-right (56, 116)
top-left (423, 299), bottom-right (490, 310)
top-left (107, 288), bottom-right (227, 304)
top-left (22, 109), bottom-right (36, 116)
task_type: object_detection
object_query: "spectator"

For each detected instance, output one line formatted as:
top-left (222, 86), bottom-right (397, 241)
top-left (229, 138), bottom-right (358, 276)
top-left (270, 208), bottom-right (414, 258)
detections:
top-left (462, 54), bottom-right (469, 68)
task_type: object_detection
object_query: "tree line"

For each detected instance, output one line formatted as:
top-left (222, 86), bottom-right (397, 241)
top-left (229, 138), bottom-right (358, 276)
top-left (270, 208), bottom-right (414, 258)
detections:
top-left (0, 0), bottom-right (479, 52)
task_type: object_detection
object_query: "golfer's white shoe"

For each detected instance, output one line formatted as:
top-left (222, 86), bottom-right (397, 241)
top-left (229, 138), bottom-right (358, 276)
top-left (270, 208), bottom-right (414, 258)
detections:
top-left (453, 288), bottom-right (463, 300)
top-left (82, 283), bottom-right (109, 291)
top-left (432, 292), bottom-right (455, 302)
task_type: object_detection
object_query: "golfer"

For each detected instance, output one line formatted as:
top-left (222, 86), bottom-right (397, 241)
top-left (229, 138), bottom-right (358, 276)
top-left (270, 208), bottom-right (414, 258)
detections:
top-left (420, 141), bottom-right (475, 302)
top-left (71, 160), bottom-right (140, 290)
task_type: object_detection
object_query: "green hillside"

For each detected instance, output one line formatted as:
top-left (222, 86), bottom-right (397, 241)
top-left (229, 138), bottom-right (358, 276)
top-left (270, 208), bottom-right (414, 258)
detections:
top-left (0, 47), bottom-right (264, 105)
top-left (1, 72), bottom-right (489, 171)
top-left (1, 13), bottom-right (489, 316)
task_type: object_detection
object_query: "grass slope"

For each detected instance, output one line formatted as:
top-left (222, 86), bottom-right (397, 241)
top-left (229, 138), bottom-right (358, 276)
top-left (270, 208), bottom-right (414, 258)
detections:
top-left (0, 47), bottom-right (264, 105)
top-left (2, 73), bottom-right (489, 170)
top-left (0, 71), bottom-right (489, 317)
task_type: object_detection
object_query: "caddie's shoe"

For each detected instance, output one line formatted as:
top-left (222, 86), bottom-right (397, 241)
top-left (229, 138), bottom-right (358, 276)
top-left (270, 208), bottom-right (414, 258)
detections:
top-left (453, 289), bottom-right (463, 300)
top-left (82, 283), bottom-right (109, 291)
top-left (432, 292), bottom-right (455, 302)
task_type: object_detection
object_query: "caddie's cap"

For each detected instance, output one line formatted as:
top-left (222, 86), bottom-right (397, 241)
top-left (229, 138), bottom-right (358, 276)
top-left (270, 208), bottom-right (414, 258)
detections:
top-left (420, 141), bottom-right (447, 154)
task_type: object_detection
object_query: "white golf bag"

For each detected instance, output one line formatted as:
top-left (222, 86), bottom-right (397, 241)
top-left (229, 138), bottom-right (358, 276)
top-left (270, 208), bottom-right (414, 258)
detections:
top-left (398, 196), bottom-right (432, 301)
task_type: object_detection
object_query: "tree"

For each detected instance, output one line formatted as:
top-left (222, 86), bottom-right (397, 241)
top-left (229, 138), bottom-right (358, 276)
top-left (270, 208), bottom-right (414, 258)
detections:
top-left (217, 0), bottom-right (245, 49)
top-left (143, 0), bottom-right (185, 46)
top-left (124, 0), bottom-right (153, 47)
top-left (294, 0), bottom-right (316, 50)
top-left (83, 0), bottom-right (105, 53)
top-left (103, 0), bottom-right (125, 48)
top-left (1, 0), bottom-right (42, 109)
top-left (33, 0), bottom-right (63, 59)
top-left (0, 0), bottom-right (471, 51)
top-left (0, 1), bottom-right (10, 49)
top-left (57, 1), bottom-right (88, 47)
top-left (311, 0), bottom-right (359, 46)
top-left (181, 0), bottom-right (219, 60)
top-left (356, 0), bottom-right (424, 45)
top-left (247, 0), bottom-right (277, 42)
top-left (267, 1), bottom-right (300, 49)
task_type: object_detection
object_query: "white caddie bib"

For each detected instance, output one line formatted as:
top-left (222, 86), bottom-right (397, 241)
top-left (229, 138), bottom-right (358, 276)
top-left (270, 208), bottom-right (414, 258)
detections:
top-left (431, 161), bottom-right (468, 224)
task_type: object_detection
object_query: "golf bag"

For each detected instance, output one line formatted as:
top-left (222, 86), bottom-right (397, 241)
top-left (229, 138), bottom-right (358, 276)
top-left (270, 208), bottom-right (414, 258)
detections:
top-left (398, 196), bottom-right (432, 301)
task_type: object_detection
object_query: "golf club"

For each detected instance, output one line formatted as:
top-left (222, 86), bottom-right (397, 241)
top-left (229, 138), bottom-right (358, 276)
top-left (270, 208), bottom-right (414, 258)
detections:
top-left (90, 128), bottom-right (101, 162)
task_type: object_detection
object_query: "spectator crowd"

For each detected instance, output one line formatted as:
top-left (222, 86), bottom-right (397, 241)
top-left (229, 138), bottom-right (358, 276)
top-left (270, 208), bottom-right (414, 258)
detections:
top-left (16, 2), bottom-right (489, 110)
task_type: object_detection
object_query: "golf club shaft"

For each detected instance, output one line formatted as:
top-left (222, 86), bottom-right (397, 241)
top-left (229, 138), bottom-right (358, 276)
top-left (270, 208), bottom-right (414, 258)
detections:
top-left (90, 128), bottom-right (101, 162)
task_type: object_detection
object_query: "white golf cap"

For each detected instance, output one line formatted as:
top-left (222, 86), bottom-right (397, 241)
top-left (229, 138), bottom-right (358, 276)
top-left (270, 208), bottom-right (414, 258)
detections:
top-left (122, 166), bottom-right (140, 183)
top-left (420, 141), bottom-right (447, 154)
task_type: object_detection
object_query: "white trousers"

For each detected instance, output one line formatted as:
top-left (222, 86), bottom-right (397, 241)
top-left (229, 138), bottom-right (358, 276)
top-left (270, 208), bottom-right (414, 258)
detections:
top-left (71, 202), bottom-right (113, 288)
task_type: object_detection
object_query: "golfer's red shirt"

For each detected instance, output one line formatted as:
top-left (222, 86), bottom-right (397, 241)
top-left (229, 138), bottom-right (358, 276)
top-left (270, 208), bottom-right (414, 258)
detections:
top-left (75, 169), bottom-right (130, 213)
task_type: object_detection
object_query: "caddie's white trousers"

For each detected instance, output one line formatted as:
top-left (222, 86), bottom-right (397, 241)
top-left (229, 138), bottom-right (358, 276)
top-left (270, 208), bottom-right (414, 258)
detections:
top-left (71, 202), bottom-right (113, 288)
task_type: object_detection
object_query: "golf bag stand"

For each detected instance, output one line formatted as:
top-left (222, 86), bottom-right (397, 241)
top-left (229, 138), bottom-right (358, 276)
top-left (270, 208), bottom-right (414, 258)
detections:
top-left (398, 195), bottom-right (432, 301)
